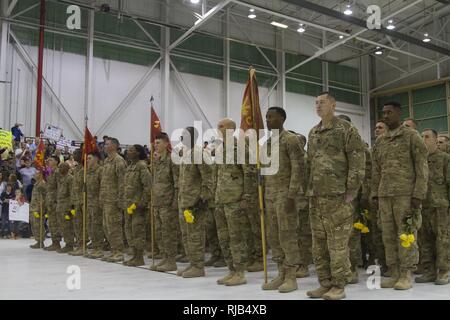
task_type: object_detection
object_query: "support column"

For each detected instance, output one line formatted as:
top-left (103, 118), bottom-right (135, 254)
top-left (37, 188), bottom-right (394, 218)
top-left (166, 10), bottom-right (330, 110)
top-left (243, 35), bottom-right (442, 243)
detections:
top-left (222, 8), bottom-right (230, 118)
top-left (35, 0), bottom-right (46, 136)
top-left (321, 30), bottom-right (329, 91)
top-left (276, 30), bottom-right (285, 108)
top-left (160, 0), bottom-right (170, 130)
top-left (84, 9), bottom-right (94, 126)
top-left (0, 1), bottom-right (9, 129)
top-left (360, 55), bottom-right (371, 144)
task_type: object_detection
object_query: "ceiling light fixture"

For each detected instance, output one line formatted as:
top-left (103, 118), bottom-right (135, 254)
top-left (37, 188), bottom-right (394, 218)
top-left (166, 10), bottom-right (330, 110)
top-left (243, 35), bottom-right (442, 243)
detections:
top-left (374, 46), bottom-right (383, 55)
top-left (344, 4), bottom-right (353, 15)
top-left (271, 21), bottom-right (288, 29)
top-left (248, 8), bottom-right (256, 19)
top-left (297, 23), bottom-right (305, 33)
top-left (386, 19), bottom-right (395, 30)
top-left (423, 33), bottom-right (431, 43)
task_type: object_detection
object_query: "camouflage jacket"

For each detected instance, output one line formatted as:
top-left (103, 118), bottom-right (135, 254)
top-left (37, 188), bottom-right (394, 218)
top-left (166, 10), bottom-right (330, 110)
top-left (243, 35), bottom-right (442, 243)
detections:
top-left (372, 125), bottom-right (428, 199)
top-left (71, 165), bottom-right (84, 208)
top-left (46, 169), bottom-right (58, 207)
top-left (307, 116), bottom-right (365, 197)
top-left (124, 160), bottom-right (151, 209)
top-left (99, 153), bottom-right (126, 205)
top-left (30, 180), bottom-right (46, 214)
top-left (86, 165), bottom-right (103, 207)
top-left (152, 152), bottom-right (178, 207)
top-left (262, 129), bottom-right (305, 200)
top-left (424, 149), bottom-right (450, 208)
top-left (214, 138), bottom-right (257, 205)
top-left (56, 173), bottom-right (73, 211)
top-left (178, 145), bottom-right (213, 209)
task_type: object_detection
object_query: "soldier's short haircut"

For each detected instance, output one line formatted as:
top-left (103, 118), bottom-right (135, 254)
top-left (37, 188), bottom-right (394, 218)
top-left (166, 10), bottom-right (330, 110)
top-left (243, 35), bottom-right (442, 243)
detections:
top-left (268, 106), bottom-right (286, 121)
top-left (106, 137), bottom-right (120, 148)
top-left (383, 101), bottom-right (402, 110)
top-left (50, 155), bottom-right (60, 164)
top-left (318, 91), bottom-right (336, 104)
top-left (337, 114), bottom-right (352, 123)
top-left (404, 117), bottom-right (418, 126)
top-left (133, 144), bottom-right (147, 160)
top-left (156, 132), bottom-right (170, 143)
top-left (423, 128), bottom-right (438, 138)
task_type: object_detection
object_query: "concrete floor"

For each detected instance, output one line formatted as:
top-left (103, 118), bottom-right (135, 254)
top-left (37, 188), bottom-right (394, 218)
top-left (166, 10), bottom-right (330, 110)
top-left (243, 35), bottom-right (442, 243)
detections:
top-left (1, 238), bottom-right (449, 300)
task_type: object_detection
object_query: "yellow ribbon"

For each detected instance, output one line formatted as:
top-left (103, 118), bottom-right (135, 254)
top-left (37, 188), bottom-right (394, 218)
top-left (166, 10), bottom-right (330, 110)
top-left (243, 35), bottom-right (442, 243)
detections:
top-left (183, 209), bottom-right (195, 224)
top-left (127, 203), bottom-right (137, 215)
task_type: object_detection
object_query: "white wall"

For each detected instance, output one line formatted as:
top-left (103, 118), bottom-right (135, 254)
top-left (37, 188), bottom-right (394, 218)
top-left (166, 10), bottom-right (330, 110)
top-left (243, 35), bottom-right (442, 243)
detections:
top-left (2, 43), bottom-right (369, 146)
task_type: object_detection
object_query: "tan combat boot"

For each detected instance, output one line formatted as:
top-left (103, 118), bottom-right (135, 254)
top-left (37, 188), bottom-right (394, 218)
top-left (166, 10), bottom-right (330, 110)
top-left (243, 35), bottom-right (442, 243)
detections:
top-left (123, 248), bottom-right (137, 266)
top-left (394, 270), bottom-right (412, 290)
top-left (106, 251), bottom-right (124, 263)
top-left (262, 263), bottom-right (285, 290)
top-left (278, 266), bottom-right (298, 293)
top-left (182, 265), bottom-right (205, 278)
top-left (247, 260), bottom-right (264, 272)
top-left (435, 270), bottom-right (449, 285)
top-left (306, 285), bottom-right (331, 298)
top-left (415, 272), bottom-right (436, 283)
top-left (296, 264), bottom-right (310, 278)
top-left (150, 258), bottom-right (167, 271)
top-left (87, 249), bottom-right (104, 259)
top-left (126, 249), bottom-right (145, 267)
top-left (322, 287), bottom-right (346, 300)
top-left (59, 245), bottom-right (74, 254)
top-left (381, 265), bottom-right (399, 288)
top-left (157, 258), bottom-right (178, 272)
top-left (225, 269), bottom-right (247, 286)
top-left (69, 247), bottom-right (84, 256)
top-left (177, 264), bottom-right (192, 276)
top-left (217, 271), bottom-right (235, 285)
top-left (44, 242), bottom-right (61, 252)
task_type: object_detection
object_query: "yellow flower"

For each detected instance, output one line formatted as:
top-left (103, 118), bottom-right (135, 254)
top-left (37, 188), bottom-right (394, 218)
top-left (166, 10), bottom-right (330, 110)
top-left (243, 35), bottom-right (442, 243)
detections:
top-left (353, 222), bottom-right (364, 230)
top-left (361, 226), bottom-right (370, 234)
top-left (64, 214), bottom-right (71, 221)
top-left (127, 203), bottom-right (137, 214)
top-left (399, 234), bottom-right (408, 241)
top-left (407, 234), bottom-right (415, 243)
top-left (70, 209), bottom-right (76, 216)
top-left (401, 241), bottom-right (411, 248)
top-left (44, 214), bottom-right (49, 218)
top-left (184, 210), bottom-right (195, 224)
top-left (33, 212), bottom-right (40, 219)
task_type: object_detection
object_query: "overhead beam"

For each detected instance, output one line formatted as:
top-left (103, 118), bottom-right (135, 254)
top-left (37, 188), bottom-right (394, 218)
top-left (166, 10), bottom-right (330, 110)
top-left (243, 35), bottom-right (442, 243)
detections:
top-left (132, 18), bottom-right (162, 50)
top-left (168, 0), bottom-right (232, 51)
top-left (6, 0), bottom-right (18, 16)
top-left (282, 0), bottom-right (450, 56)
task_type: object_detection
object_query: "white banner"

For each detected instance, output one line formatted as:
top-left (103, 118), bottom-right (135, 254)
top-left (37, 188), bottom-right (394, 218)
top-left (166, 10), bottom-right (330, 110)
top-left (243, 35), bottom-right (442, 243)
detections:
top-left (56, 139), bottom-right (72, 150)
top-left (9, 200), bottom-right (29, 223)
top-left (43, 124), bottom-right (63, 142)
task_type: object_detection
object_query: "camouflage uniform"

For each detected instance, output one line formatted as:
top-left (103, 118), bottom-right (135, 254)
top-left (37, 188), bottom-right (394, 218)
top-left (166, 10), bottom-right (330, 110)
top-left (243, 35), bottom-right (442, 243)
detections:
top-left (29, 180), bottom-right (46, 244)
top-left (214, 138), bottom-right (256, 274)
top-left (418, 149), bottom-right (450, 280)
top-left (307, 116), bottom-right (365, 289)
top-left (56, 173), bottom-right (75, 248)
top-left (86, 164), bottom-right (104, 250)
top-left (262, 129), bottom-right (304, 292)
top-left (124, 160), bottom-right (151, 252)
top-left (71, 165), bottom-right (84, 248)
top-left (46, 169), bottom-right (61, 245)
top-left (99, 153), bottom-right (127, 253)
top-left (178, 146), bottom-right (213, 270)
top-left (372, 125), bottom-right (428, 284)
top-left (153, 152), bottom-right (179, 262)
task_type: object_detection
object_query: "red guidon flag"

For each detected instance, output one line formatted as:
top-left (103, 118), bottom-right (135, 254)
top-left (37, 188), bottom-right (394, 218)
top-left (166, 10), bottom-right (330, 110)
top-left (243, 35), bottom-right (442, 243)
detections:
top-left (151, 107), bottom-right (171, 152)
top-left (240, 68), bottom-right (264, 138)
top-left (83, 126), bottom-right (98, 160)
top-left (34, 138), bottom-right (45, 170)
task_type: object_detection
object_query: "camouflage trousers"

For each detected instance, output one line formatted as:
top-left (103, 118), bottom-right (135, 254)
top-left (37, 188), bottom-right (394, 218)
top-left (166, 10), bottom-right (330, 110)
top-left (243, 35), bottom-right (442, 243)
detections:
top-left (369, 206), bottom-right (386, 267)
top-left (147, 209), bottom-right (163, 254)
top-left (205, 207), bottom-right (222, 259)
top-left (419, 206), bottom-right (450, 272)
top-left (349, 212), bottom-right (362, 270)
top-left (72, 205), bottom-right (84, 247)
top-left (47, 204), bottom-right (61, 243)
top-left (30, 212), bottom-right (44, 243)
top-left (214, 203), bottom-right (249, 271)
top-left (379, 196), bottom-right (419, 271)
top-left (265, 192), bottom-right (301, 267)
top-left (56, 207), bottom-right (74, 247)
top-left (242, 199), bottom-right (263, 264)
top-left (295, 197), bottom-right (313, 266)
top-left (154, 206), bottom-right (178, 259)
top-left (87, 204), bottom-right (104, 250)
top-left (124, 207), bottom-right (147, 251)
top-left (102, 202), bottom-right (124, 252)
top-left (179, 205), bottom-right (206, 268)
top-left (310, 196), bottom-right (353, 288)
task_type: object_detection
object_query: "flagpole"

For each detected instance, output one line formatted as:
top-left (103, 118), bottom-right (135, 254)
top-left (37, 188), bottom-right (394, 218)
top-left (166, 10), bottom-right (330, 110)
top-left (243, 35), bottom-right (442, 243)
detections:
top-left (249, 67), bottom-right (268, 284)
top-left (82, 116), bottom-right (88, 256)
top-left (150, 96), bottom-right (155, 269)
